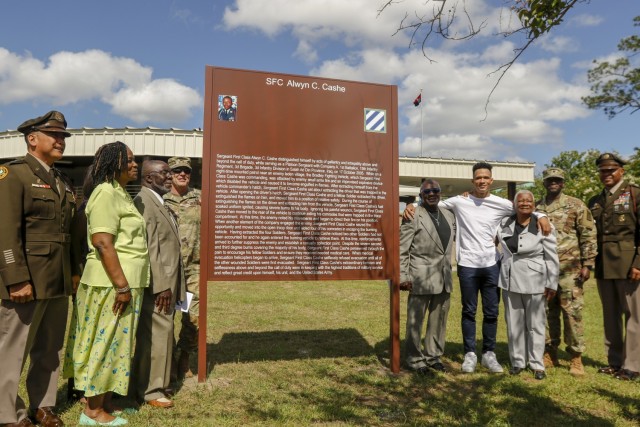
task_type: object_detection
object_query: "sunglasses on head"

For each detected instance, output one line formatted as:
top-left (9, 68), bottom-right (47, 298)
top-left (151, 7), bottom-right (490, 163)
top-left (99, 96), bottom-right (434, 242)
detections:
top-left (421, 188), bottom-right (441, 195)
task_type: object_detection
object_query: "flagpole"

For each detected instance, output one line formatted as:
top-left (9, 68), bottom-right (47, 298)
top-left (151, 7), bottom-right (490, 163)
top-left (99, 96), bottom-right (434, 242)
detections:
top-left (420, 88), bottom-right (424, 157)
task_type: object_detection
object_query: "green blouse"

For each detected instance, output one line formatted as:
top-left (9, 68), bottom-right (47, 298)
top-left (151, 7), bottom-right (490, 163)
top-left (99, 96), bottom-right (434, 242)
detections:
top-left (80, 181), bottom-right (150, 288)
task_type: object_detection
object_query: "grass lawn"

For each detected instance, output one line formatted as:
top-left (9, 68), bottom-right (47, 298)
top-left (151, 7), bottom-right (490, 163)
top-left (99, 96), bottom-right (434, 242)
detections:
top-left (45, 279), bottom-right (640, 426)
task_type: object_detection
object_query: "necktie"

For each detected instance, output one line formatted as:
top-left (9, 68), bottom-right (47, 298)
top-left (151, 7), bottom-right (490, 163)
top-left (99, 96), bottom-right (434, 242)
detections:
top-left (50, 168), bottom-right (63, 195)
top-left (164, 204), bottom-right (178, 227)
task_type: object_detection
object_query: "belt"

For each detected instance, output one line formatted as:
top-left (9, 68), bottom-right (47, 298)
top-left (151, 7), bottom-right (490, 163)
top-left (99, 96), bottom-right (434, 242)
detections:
top-left (25, 233), bottom-right (72, 243)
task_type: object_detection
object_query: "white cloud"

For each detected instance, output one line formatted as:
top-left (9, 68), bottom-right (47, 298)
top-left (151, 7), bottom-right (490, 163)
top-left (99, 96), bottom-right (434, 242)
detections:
top-left (400, 134), bottom-right (498, 159)
top-left (223, 0), bottom-right (413, 48)
top-left (223, 0), bottom-right (521, 58)
top-left (294, 40), bottom-right (319, 64)
top-left (312, 47), bottom-right (590, 156)
top-left (221, 0), bottom-right (596, 162)
top-left (108, 79), bottom-right (201, 124)
top-left (570, 14), bottom-right (604, 27)
top-left (539, 35), bottom-right (579, 53)
top-left (0, 48), bottom-right (201, 125)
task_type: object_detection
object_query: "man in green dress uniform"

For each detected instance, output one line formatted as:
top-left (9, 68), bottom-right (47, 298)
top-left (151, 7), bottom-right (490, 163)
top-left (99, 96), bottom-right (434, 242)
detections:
top-left (0, 111), bottom-right (79, 426)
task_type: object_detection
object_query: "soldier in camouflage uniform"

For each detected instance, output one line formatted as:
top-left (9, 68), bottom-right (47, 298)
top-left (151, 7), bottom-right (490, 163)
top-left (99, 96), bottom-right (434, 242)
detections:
top-left (535, 168), bottom-right (597, 376)
top-left (164, 157), bottom-right (201, 379)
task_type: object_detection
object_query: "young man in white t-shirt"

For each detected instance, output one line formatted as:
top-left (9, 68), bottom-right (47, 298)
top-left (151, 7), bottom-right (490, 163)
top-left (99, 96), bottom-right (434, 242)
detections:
top-left (405, 162), bottom-right (550, 373)
top-left (441, 162), bottom-right (511, 373)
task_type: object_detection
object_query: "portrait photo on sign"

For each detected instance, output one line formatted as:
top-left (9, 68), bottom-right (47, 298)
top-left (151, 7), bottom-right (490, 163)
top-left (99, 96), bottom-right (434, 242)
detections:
top-left (218, 95), bottom-right (237, 122)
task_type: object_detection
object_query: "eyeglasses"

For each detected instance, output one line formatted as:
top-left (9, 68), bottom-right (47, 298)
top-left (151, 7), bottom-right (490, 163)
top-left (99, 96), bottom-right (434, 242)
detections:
top-left (421, 188), bottom-right (441, 195)
top-left (171, 167), bottom-right (191, 175)
top-left (149, 170), bottom-right (171, 177)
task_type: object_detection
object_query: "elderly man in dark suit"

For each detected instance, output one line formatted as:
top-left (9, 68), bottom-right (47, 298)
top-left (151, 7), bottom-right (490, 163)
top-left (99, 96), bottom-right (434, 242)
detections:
top-left (0, 111), bottom-right (79, 427)
top-left (400, 179), bottom-right (456, 375)
top-left (132, 160), bottom-right (186, 408)
top-left (589, 153), bottom-right (640, 381)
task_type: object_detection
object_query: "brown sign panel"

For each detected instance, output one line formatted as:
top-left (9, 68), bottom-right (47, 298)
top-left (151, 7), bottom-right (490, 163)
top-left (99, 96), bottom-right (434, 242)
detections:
top-left (201, 66), bottom-right (399, 282)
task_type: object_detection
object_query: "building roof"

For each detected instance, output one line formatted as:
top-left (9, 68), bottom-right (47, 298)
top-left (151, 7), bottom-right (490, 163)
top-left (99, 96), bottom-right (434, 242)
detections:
top-left (399, 156), bottom-right (535, 197)
top-left (0, 127), bottom-right (203, 159)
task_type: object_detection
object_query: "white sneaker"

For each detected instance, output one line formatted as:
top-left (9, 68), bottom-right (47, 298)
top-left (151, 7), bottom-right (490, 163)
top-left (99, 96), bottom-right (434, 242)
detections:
top-left (461, 352), bottom-right (477, 373)
top-left (481, 351), bottom-right (504, 373)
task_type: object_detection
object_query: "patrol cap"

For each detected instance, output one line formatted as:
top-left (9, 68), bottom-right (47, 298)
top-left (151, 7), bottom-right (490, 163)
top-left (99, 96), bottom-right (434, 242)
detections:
top-left (168, 157), bottom-right (192, 170)
top-left (542, 167), bottom-right (565, 181)
top-left (17, 110), bottom-right (71, 137)
top-left (596, 152), bottom-right (626, 167)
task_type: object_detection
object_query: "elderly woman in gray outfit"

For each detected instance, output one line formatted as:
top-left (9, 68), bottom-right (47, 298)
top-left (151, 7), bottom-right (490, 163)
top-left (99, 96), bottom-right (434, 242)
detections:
top-left (497, 190), bottom-right (559, 380)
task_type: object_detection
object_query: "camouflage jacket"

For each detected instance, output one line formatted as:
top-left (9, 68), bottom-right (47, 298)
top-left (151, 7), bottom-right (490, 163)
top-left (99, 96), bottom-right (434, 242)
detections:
top-left (164, 188), bottom-right (201, 276)
top-left (536, 193), bottom-right (597, 275)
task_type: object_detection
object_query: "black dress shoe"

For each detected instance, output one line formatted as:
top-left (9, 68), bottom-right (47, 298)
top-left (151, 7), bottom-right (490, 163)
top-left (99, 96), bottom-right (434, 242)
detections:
top-left (415, 366), bottom-right (432, 376)
top-left (429, 362), bottom-right (447, 372)
top-left (598, 365), bottom-right (621, 375)
top-left (509, 366), bottom-right (524, 375)
top-left (533, 370), bottom-right (546, 380)
top-left (615, 369), bottom-right (639, 381)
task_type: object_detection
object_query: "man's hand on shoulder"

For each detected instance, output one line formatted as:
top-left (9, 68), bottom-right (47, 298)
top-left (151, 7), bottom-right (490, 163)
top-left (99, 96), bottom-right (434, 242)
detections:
top-left (537, 216), bottom-right (552, 236)
top-left (402, 204), bottom-right (416, 221)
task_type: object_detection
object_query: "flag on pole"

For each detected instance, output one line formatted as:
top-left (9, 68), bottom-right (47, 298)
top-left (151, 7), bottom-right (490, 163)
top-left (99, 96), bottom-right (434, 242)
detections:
top-left (413, 93), bottom-right (422, 107)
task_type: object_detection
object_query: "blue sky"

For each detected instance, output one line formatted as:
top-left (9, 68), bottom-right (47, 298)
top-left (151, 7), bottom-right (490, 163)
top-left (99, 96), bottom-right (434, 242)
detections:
top-left (0, 0), bottom-right (637, 172)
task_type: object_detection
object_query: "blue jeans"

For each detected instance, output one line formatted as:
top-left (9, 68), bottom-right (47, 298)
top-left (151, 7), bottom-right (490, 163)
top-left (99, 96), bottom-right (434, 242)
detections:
top-left (458, 264), bottom-right (501, 354)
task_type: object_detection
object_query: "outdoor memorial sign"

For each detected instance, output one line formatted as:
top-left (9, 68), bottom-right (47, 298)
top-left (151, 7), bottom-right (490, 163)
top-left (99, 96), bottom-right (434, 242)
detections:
top-left (201, 67), bottom-right (399, 283)
top-left (197, 66), bottom-right (402, 379)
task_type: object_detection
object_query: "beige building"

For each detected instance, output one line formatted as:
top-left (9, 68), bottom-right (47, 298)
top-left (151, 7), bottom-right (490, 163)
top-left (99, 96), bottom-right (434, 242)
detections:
top-left (0, 127), bottom-right (203, 198)
top-left (399, 156), bottom-right (535, 201)
top-left (1, 128), bottom-right (534, 200)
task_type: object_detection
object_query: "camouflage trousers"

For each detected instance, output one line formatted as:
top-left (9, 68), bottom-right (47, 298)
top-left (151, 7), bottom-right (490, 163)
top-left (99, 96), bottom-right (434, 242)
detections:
top-left (545, 274), bottom-right (585, 354)
top-left (177, 272), bottom-right (200, 355)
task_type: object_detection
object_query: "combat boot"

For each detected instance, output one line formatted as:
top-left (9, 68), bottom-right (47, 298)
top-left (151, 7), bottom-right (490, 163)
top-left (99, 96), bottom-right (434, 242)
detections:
top-left (543, 347), bottom-right (559, 368)
top-left (569, 353), bottom-right (585, 376)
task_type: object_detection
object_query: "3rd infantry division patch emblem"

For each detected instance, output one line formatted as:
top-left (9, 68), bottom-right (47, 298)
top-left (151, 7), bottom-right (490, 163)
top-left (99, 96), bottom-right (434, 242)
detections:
top-left (364, 109), bottom-right (386, 133)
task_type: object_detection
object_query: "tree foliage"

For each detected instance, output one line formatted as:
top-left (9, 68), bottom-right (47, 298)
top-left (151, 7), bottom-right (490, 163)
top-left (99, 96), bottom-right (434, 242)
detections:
top-left (582, 16), bottom-right (640, 118)
top-left (378, 0), bottom-right (584, 114)
top-left (515, 0), bottom-right (580, 39)
top-left (531, 148), bottom-right (640, 203)
top-left (531, 149), bottom-right (602, 202)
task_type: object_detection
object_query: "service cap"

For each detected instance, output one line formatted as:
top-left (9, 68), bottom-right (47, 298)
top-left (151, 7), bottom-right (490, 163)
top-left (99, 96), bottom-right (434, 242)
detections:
top-left (596, 152), bottom-right (626, 167)
top-left (168, 157), bottom-right (192, 170)
top-left (542, 167), bottom-right (565, 180)
top-left (17, 110), bottom-right (71, 137)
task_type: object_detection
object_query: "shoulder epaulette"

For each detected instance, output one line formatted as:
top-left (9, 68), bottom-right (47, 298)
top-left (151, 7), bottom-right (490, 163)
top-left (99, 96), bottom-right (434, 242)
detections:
top-left (7, 157), bottom-right (26, 165)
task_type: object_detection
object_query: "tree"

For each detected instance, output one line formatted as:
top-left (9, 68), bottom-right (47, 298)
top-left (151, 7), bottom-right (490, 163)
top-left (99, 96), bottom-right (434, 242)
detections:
top-left (624, 146), bottom-right (640, 178)
top-left (378, 0), bottom-right (585, 114)
top-left (582, 16), bottom-right (640, 118)
top-left (532, 149), bottom-right (603, 202)
top-left (496, 148), bottom-right (640, 203)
